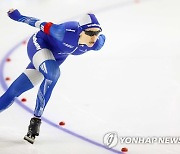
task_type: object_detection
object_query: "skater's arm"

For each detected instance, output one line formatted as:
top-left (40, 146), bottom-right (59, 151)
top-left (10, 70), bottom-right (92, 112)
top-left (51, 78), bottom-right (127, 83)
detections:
top-left (91, 34), bottom-right (106, 51)
top-left (8, 9), bottom-right (41, 28)
top-left (8, 9), bottom-right (65, 41)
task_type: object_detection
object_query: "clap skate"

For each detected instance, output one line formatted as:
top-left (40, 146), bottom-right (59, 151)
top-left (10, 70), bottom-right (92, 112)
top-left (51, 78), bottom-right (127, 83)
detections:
top-left (24, 117), bottom-right (41, 144)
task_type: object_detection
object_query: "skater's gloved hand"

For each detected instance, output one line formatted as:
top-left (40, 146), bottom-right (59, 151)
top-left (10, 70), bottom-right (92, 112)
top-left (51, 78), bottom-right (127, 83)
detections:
top-left (8, 9), bottom-right (23, 21)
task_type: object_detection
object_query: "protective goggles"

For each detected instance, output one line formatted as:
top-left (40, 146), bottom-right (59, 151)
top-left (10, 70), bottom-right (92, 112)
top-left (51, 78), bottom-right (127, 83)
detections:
top-left (84, 30), bottom-right (101, 36)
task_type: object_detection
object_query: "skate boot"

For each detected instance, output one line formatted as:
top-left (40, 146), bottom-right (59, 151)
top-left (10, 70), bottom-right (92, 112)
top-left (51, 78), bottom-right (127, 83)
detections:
top-left (24, 117), bottom-right (41, 144)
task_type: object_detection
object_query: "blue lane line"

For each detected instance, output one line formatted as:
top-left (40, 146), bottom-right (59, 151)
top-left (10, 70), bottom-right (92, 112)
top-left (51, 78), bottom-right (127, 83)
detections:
top-left (0, 39), bottom-right (122, 154)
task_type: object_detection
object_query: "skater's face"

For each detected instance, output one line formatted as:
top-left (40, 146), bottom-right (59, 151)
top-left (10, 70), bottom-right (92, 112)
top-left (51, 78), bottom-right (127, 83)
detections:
top-left (79, 28), bottom-right (101, 47)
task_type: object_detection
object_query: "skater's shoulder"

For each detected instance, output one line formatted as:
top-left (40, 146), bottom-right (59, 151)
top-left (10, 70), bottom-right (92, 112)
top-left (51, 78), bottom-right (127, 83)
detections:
top-left (62, 21), bottom-right (80, 30)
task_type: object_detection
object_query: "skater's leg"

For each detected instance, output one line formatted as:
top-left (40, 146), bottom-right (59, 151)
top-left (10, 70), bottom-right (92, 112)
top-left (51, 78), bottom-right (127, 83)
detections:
top-left (24, 49), bottom-right (60, 143)
top-left (0, 66), bottom-right (43, 112)
top-left (34, 59), bottom-right (60, 117)
top-left (28, 48), bottom-right (60, 117)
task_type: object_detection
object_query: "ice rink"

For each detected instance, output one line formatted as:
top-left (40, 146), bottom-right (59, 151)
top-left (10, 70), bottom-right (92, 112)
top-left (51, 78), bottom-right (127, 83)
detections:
top-left (0, 0), bottom-right (180, 153)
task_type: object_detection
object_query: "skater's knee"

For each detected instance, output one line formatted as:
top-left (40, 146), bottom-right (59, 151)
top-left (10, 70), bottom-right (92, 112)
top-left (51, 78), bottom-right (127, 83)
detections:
top-left (47, 68), bottom-right (60, 82)
top-left (48, 69), bottom-right (60, 82)
top-left (39, 60), bottom-right (60, 82)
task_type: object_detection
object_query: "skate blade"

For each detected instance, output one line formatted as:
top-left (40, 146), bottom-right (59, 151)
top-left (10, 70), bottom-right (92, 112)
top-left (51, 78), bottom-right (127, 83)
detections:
top-left (24, 135), bottom-right (35, 144)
